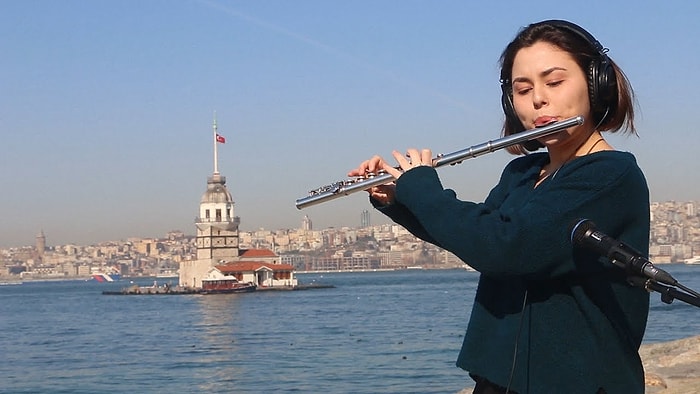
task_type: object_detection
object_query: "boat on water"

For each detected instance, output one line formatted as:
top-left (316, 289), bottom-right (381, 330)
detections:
top-left (156, 273), bottom-right (178, 278)
top-left (201, 277), bottom-right (256, 294)
top-left (91, 273), bottom-right (122, 282)
top-left (684, 256), bottom-right (700, 265)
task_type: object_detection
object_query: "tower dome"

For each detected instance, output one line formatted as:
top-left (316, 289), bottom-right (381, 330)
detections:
top-left (200, 174), bottom-right (233, 204)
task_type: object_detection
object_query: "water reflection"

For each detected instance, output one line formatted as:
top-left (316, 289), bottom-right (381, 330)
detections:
top-left (193, 293), bottom-right (250, 392)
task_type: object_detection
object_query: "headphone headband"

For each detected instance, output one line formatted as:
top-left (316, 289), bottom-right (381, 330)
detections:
top-left (535, 20), bottom-right (608, 59)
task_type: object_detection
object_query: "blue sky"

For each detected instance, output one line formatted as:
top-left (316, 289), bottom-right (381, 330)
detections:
top-left (2, 0), bottom-right (699, 248)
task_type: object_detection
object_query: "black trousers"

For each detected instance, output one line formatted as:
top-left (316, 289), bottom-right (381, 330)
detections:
top-left (471, 375), bottom-right (607, 394)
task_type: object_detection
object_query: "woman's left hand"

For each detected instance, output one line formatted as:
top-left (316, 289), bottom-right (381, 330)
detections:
top-left (384, 148), bottom-right (434, 179)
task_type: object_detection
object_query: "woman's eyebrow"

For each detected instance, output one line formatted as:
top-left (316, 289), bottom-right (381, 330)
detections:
top-left (512, 66), bottom-right (568, 83)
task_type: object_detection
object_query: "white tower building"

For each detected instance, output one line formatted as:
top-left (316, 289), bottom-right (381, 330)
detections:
top-left (179, 116), bottom-right (241, 288)
top-left (302, 215), bottom-right (312, 231)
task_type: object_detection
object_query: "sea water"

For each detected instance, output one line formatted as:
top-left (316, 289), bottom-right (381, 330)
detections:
top-left (0, 265), bottom-right (698, 393)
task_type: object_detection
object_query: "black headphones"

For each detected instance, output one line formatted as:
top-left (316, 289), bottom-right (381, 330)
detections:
top-left (501, 20), bottom-right (618, 151)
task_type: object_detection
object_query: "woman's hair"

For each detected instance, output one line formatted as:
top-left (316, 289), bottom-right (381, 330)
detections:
top-left (499, 21), bottom-right (636, 155)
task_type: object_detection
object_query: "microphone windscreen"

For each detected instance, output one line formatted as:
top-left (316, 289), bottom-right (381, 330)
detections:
top-left (570, 219), bottom-right (595, 246)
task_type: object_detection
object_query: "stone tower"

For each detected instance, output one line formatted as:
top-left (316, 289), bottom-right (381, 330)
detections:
top-left (35, 230), bottom-right (46, 259)
top-left (179, 116), bottom-right (240, 288)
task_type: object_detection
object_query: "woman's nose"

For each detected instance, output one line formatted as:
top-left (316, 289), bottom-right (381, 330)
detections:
top-left (532, 86), bottom-right (548, 109)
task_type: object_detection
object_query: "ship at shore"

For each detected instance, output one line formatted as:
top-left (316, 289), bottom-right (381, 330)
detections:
top-left (201, 277), bottom-right (256, 294)
top-left (91, 272), bottom-right (121, 282)
top-left (685, 256), bottom-right (700, 265)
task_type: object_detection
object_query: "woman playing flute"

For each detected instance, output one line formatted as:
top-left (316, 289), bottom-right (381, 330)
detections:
top-left (349, 20), bottom-right (649, 394)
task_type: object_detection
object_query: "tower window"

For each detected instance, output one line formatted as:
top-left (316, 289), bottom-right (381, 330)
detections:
top-left (216, 209), bottom-right (222, 221)
top-left (205, 210), bottom-right (210, 219)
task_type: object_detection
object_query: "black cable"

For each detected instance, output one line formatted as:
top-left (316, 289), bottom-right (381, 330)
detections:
top-left (505, 289), bottom-right (528, 393)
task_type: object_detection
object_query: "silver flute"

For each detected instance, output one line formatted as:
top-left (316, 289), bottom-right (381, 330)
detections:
top-left (295, 115), bottom-right (584, 209)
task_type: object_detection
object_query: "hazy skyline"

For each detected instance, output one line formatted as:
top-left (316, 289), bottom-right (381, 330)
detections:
top-left (2, 1), bottom-right (699, 248)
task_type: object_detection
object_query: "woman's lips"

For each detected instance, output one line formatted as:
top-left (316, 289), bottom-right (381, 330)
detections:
top-left (534, 116), bottom-right (558, 127)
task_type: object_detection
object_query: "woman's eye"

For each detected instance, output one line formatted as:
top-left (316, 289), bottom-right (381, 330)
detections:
top-left (547, 80), bottom-right (563, 87)
top-left (515, 87), bottom-right (531, 95)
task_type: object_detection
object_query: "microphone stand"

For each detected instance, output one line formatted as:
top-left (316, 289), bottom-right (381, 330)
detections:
top-left (627, 276), bottom-right (700, 308)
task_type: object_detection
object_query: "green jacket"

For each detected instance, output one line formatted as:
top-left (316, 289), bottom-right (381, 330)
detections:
top-left (376, 151), bottom-right (650, 393)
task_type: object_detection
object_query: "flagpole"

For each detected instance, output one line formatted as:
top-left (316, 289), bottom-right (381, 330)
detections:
top-left (213, 111), bottom-right (219, 175)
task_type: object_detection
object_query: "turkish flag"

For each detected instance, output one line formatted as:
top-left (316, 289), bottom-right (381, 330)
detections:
top-left (216, 134), bottom-right (226, 143)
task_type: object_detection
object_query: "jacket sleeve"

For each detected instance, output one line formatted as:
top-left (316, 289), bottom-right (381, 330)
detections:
top-left (391, 154), bottom-right (649, 279)
top-left (373, 156), bottom-right (524, 247)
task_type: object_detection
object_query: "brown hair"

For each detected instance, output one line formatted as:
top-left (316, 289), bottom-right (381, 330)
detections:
top-left (499, 21), bottom-right (636, 155)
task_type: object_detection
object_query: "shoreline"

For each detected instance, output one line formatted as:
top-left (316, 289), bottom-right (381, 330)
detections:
top-left (0, 267), bottom-right (445, 284)
top-left (102, 283), bottom-right (335, 295)
top-left (5, 263), bottom-right (700, 284)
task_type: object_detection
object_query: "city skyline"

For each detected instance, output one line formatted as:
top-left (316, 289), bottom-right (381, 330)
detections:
top-left (2, 1), bottom-right (700, 248)
top-left (5, 200), bottom-right (700, 251)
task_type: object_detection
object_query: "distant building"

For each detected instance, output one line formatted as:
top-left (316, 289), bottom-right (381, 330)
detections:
top-left (361, 210), bottom-right (370, 228)
top-left (206, 260), bottom-right (296, 288)
top-left (35, 230), bottom-right (46, 259)
top-left (302, 214), bottom-right (312, 231)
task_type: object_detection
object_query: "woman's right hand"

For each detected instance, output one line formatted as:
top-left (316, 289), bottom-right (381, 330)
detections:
top-left (348, 155), bottom-right (397, 206)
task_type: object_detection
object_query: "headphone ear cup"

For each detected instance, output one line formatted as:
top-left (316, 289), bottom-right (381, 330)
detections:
top-left (588, 55), bottom-right (618, 125)
top-left (501, 83), bottom-right (544, 151)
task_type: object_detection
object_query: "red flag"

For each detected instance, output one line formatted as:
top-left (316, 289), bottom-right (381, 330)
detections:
top-left (216, 134), bottom-right (226, 144)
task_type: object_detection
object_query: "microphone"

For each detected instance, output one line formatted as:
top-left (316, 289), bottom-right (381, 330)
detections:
top-left (570, 219), bottom-right (677, 286)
